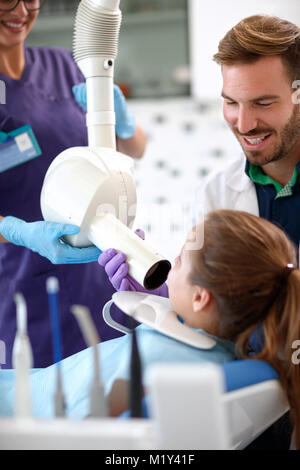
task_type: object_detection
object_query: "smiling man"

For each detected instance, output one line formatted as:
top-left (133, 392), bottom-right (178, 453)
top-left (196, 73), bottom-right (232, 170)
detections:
top-left (198, 15), bottom-right (300, 247)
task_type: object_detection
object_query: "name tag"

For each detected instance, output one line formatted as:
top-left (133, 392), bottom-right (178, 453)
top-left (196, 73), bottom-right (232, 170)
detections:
top-left (0, 125), bottom-right (42, 173)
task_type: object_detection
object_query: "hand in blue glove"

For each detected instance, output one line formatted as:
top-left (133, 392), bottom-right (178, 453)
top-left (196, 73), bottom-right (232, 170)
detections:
top-left (0, 216), bottom-right (101, 264)
top-left (72, 83), bottom-right (136, 140)
top-left (98, 229), bottom-right (169, 297)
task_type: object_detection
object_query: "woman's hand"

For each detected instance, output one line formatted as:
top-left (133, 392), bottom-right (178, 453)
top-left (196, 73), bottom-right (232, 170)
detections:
top-left (0, 216), bottom-right (101, 264)
top-left (73, 83), bottom-right (136, 139)
top-left (72, 82), bottom-right (146, 158)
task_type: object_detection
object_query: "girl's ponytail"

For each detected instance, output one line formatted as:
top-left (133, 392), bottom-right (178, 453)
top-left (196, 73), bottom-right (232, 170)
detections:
top-left (237, 268), bottom-right (300, 449)
top-left (273, 269), bottom-right (300, 449)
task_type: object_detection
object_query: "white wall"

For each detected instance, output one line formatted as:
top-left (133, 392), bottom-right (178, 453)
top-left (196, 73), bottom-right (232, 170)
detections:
top-left (188, 0), bottom-right (300, 101)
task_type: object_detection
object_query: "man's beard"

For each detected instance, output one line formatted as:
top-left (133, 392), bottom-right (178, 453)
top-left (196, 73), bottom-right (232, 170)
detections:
top-left (233, 105), bottom-right (300, 166)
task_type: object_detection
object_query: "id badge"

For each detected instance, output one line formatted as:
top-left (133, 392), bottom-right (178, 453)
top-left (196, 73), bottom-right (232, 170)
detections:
top-left (0, 125), bottom-right (42, 173)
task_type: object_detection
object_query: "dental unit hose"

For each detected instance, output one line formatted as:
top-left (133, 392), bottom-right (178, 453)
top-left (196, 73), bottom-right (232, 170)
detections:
top-left (129, 324), bottom-right (143, 418)
top-left (12, 293), bottom-right (33, 418)
top-left (47, 277), bottom-right (66, 418)
top-left (71, 305), bottom-right (107, 418)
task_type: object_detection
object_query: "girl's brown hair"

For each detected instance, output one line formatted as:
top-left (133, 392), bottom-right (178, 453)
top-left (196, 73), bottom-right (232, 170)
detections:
top-left (188, 210), bottom-right (300, 448)
top-left (213, 15), bottom-right (300, 82)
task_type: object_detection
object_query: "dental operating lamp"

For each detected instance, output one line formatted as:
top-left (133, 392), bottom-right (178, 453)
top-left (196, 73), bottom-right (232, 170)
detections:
top-left (40, 0), bottom-right (171, 289)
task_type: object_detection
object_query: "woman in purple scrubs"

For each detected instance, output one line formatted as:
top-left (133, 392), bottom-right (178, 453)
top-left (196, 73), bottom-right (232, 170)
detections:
top-left (0, 0), bottom-right (147, 368)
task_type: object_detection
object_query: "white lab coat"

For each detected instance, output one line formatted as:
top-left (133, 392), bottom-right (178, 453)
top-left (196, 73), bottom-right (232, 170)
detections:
top-left (196, 155), bottom-right (259, 217)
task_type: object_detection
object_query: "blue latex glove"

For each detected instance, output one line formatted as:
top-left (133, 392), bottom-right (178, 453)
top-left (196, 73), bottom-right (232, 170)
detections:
top-left (98, 229), bottom-right (169, 297)
top-left (0, 216), bottom-right (101, 264)
top-left (72, 83), bottom-right (136, 139)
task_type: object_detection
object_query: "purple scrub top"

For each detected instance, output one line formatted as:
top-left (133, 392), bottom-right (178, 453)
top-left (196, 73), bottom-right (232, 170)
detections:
top-left (0, 46), bottom-right (124, 368)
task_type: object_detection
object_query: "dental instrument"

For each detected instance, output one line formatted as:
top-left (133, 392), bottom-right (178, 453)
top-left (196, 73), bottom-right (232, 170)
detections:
top-left (40, 0), bottom-right (171, 291)
top-left (12, 293), bottom-right (33, 418)
top-left (46, 277), bottom-right (65, 418)
top-left (71, 305), bottom-right (107, 418)
top-left (103, 292), bottom-right (217, 349)
top-left (129, 324), bottom-right (143, 418)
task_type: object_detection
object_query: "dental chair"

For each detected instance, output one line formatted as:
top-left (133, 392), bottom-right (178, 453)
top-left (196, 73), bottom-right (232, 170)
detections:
top-left (144, 359), bottom-right (290, 450)
top-left (0, 350), bottom-right (290, 450)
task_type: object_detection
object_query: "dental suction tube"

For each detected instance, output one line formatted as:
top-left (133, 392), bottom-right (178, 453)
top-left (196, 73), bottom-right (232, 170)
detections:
top-left (73, 0), bottom-right (122, 149)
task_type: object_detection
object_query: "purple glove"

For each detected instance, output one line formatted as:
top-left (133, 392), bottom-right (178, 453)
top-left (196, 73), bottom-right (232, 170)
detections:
top-left (98, 229), bottom-right (169, 297)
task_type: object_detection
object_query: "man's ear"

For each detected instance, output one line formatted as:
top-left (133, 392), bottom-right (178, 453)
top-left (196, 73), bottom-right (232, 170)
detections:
top-left (192, 286), bottom-right (211, 313)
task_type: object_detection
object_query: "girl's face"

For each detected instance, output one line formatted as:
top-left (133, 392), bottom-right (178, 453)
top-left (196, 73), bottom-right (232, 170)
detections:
top-left (167, 240), bottom-right (200, 328)
top-left (0, 1), bottom-right (39, 49)
top-left (167, 225), bottom-right (217, 331)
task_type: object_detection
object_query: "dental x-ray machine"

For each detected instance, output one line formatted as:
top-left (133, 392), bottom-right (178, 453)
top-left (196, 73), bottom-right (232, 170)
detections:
top-left (40, 0), bottom-right (171, 290)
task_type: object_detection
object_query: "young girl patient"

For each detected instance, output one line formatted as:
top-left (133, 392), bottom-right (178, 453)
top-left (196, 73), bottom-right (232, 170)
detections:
top-left (1, 210), bottom-right (300, 447)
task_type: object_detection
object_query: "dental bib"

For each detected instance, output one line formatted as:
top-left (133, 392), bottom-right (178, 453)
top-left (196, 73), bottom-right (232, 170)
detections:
top-left (102, 292), bottom-right (216, 350)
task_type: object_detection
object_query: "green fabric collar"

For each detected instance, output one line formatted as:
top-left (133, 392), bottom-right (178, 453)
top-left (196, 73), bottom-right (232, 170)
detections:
top-left (246, 162), bottom-right (298, 198)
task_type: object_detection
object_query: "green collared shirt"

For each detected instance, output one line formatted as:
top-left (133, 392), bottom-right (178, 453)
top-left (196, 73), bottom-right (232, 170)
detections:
top-left (246, 162), bottom-right (299, 199)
